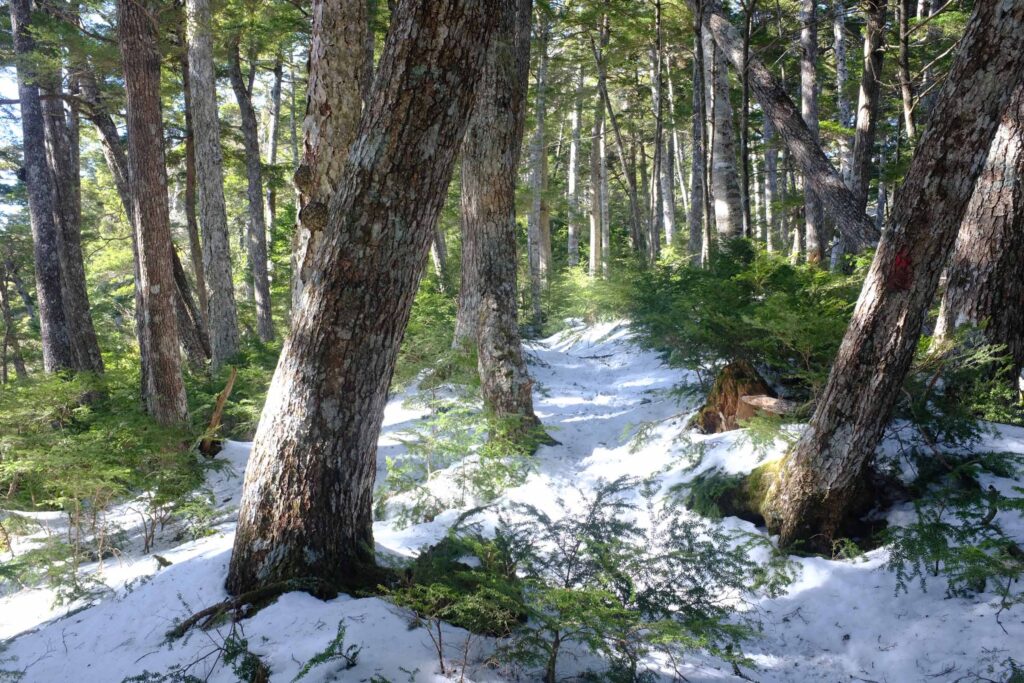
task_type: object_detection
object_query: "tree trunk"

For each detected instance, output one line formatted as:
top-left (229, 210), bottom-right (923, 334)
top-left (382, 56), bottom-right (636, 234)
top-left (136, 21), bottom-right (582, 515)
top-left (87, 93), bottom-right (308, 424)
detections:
top-left (589, 95), bottom-right (603, 277)
top-left (186, 0), bottom-right (240, 369)
top-left (688, 46), bottom-right (706, 264)
top-left (800, 0), bottom-right (825, 264)
top-left (695, 0), bottom-right (879, 251)
top-left (118, 0), bottom-right (190, 426)
top-left (41, 75), bottom-right (104, 373)
top-left (461, 0), bottom-right (544, 438)
top-left (896, 0), bottom-right (917, 141)
top-left (567, 63), bottom-right (583, 267)
top-left (228, 41), bottom-right (274, 343)
top-left (850, 0), bottom-right (886, 215)
top-left (10, 0), bottom-right (75, 373)
top-left (291, 0), bottom-right (370, 314)
top-left (834, 0), bottom-right (853, 186)
top-left (226, 0), bottom-right (499, 595)
top-left (739, 0), bottom-right (754, 238)
top-left (181, 49), bottom-right (210, 329)
top-left (0, 265), bottom-right (28, 381)
top-left (527, 18), bottom-right (549, 325)
top-left (702, 29), bottom-right (743, 240)
top-left (935, 84), bottom-right (1024, 377)
top-left (264, 55), bottom-right (284, 241)
top-left (765, 0), bottom-right (1024, 551)
top-left (764, 116), bottom-right (778, 252)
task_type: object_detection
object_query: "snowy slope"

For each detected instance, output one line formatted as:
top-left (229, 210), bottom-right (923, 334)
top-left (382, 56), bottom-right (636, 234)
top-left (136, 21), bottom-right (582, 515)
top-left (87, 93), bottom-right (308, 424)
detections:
top-left (2, 322), bottom-right (1022, 682)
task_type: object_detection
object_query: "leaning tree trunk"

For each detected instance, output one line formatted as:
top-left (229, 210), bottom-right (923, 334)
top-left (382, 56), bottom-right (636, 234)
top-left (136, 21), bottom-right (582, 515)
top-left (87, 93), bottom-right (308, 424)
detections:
top-left (702, 29), bottom-right (743, 240)
top-left (228, 42), bottom-right (274, 343)
top-left (934, 84), bottom-right (1024, 377)
top-left (9, 0), bottom-right (75, 373)
top-left (41, 77), bottom-right (104, 373)
top-left (291, 0), bottom-right (369, 313)
top-left (118, 0), bottom-right (190, 426)
top-left (186, 0), bottom-right (240, 369)
top-left (226, 0), bottom-right (499, 595)
top-left (764, 0), bottom-right (1024, 551)
top-left (461, 0), bottom-right (544, 439)
top-left (695, 0), bottom-right (879, 251)
top-left (800, 0), bottom-right (825, 264)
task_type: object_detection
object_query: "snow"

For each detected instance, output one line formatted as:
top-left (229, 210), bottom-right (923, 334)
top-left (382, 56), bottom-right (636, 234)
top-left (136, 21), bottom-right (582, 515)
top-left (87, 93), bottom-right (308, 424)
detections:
top-left (2, 321), bottom-right (1022, 682)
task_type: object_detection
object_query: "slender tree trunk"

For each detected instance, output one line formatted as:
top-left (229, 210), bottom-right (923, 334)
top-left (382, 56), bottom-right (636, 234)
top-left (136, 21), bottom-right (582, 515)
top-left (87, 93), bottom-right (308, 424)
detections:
top-left (567, 64), bottom-right (583, 267)
top-left (600, 116), bottom-right (610, 275)
top-left (226, 0), bottom-right (499, 595)
top-left (667, 57), bottom-right (688, 222)
top-left (228, 41), bottom-right (274, 342)
top-left (688, 48), bottom-right (706, 264)
top-left (739, 0), bottom-right (754, 238)
top-left (264, 55), bottom-right (284, 242)
top-left (291, 0), bottom-right (370, 314)
top-left (118, 0), bottom-right (190, 425)
top-left (2, 258), bottom-right (36, 324)
top-left (589, 96), bottom-right (603, 277)
top-left (181, 50), bottom-right (209, 329)
top-left (834, 0), bottom-right (852, 185)
top-left (461, 0), bottom-right (544, 438)
top-left (765, 0), bottom-right (1024, 550)
top-left (764, 116), bottom-right (778, 252)
top-left (800, 0), bottom-right (825, 264)
top-left (935, 84), bottom-right (1024, 377)
top-left (186, 0), bottom-right (240, 369)
top-left (430, 227), bottom-right (448, 286)
top-left (0, 266), bottom-right (28, 381)
top-left (527, 18), bottom-right (550, 326)
top-left (648, 48), bottom-right (663, 261)
top-left (10, 0), bottom-right (75, 373)
top-left (702, 29), bottom-right (743, 239)
top-left (695, 0), bottom-right (879, 250)
top-left (896, 0), bottom-right (917, 141)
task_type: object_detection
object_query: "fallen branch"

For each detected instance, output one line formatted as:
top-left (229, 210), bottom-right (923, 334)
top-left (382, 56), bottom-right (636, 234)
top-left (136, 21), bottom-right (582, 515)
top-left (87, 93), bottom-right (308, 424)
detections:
top-left (199, 366), bottom-right (238, 457)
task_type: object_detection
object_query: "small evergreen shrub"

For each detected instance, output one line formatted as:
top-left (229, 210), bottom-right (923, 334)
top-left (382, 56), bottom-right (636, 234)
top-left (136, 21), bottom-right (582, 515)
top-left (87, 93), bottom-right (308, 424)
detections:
top-left (292, 621), bottom-right (361, 681)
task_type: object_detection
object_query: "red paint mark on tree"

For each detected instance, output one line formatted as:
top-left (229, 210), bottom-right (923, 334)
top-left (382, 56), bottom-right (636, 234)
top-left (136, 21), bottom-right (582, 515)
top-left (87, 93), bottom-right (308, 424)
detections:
top-left (888, 249), bottom-right (914, 291)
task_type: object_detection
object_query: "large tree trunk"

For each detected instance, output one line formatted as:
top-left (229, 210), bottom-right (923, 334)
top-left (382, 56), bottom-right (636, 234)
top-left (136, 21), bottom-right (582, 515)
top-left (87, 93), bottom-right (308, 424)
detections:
top-left (800, 0), bottom-right (825, 264)
top-left (765, 0), bottom-right (1024, 551)
top-left (461, 0), bottom-right (544, 438)
top-left (291, 0), bottom-right (369, 314)
top-left (42, 77), bottom-right (104, 373)
top-left (10, 0), bottom-right (75, 373)
top-left (181, 49), bottom-right (209, 330)
top-left (226, 0), bottom-right (499, 595)
top-left (702, 29), bottom-right (743, 240)
top-left (228, 41), bottom-right (274, 343)
top-left (696, 0), bottom-right (879, 251)
top-left (935, 84), bottom-right (1024, 377)
top-left (118, 0), bottom-right (190, 426)
top-left (186, 0), bottom-right (240, 370)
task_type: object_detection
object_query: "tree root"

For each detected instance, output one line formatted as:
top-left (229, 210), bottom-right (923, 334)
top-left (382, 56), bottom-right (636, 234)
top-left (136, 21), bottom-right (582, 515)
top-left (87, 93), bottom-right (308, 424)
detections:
top-left (167, 577), bottom-right (337, 640)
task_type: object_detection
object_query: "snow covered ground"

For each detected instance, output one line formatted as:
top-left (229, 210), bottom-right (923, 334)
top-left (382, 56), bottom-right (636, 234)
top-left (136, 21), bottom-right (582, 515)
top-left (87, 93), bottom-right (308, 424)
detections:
top-left (2, 322), bottom-right (1022, 682)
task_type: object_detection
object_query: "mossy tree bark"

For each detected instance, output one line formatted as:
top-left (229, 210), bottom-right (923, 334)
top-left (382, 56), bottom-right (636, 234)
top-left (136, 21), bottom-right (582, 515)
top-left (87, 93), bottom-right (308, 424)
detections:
top-left (226, 0), bottom-right (500, 594)
top-left (763, 0), bottom-right (1024, 552)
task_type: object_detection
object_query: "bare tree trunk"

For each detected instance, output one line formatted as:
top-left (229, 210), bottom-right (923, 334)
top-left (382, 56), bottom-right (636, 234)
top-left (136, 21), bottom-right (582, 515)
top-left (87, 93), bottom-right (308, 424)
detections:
top-left (695, 0), bottom-right (879, 251)
top-left (600, 116), bottom-right (610, 275)
top-left (264, 55), bottom-right (283, 242)
top-left (186, 0), bottom-right (240, 370)
top-left (430, 227), bottom-right (448, 287)
top-left (567, 64), bottom-right (583, 267)
top-left (896, 0), bottom-right (917, 141)
top-left (834, 0), bottom-right (852, 186)
top-left (0, 264), bottom-right (28, 380)
top-left (226, 0), bottom-right (499, 595)
top-left (291, 0), bottom-right (369, 314)
top-left (800, 0), bottom-right (825, 264)
top-left (702, 29), bottom-right (743, 239)
top-left (461, 0), bottom-right (544, 439)
top-left (527, 18), bottom-right (550, 326)
top-left (688, 47), bottom-right (706, 264)
top-left (935, 84), bottom-right (1024, 376)
top-left (2, 257), bottom-right (36, 324)
top-left (118, 0), bottom-right (190, 425)
top-left (765, 0), bottom-right (1024, 550)
top-left (589, 96), bottom-right (603, 277)
top-left (10, 0), bottom-right (75, 373)
top-left (228, 41), bottom-right (274, 342)
top-left (181, 50), bottom-right (209, 329)
top-left (739, 0), bottom-right (754, 238)
top-left (764, 116), bottom-right (778, 252)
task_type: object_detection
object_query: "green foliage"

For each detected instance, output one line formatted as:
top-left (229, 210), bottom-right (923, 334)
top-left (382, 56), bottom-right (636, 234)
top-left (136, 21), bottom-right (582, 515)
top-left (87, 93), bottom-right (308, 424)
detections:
top-left (540, 265), bottom-right (634, 336)
top-left (630, 240), bottom-right (863, 395)
top-left (884, 451), bottom-right (1024, 609)
top-left (122, 623), bottom-right (270, 683)
top-left (291, 622), bottom-right (361, 681)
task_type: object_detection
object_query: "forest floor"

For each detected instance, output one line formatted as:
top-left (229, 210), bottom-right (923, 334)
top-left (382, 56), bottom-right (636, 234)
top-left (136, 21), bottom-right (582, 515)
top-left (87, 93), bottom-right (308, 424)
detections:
top-left (2, 322), bottom-right (1023, 682)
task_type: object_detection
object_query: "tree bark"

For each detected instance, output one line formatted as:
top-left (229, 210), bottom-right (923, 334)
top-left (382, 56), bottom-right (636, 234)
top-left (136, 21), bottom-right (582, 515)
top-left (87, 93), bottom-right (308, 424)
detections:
top-left (764, 116), bottom-right (778, 252)
top-left (264, 55), bottom-right (284, 241)
top-left (226, 0), bottom-right (499, 594)
top-left (765, 0), bottom-right (1024, 551)
top-left (10, 0), bottom-right (75, 373)
top-left (228, 41), bottom-right (274, 343)
top-left (589, 95), bottom-right (604, 277)
top-left (702, 28), bottom-right (743, 240)
top-left (567, 63), bottom-right (583, 267)
top-left (688, 46), bottom-right (707, 264)
top-left (0, 264), bottom-right (28, 381)
top-left (461, 0), bottom-right (543, 437)
top-left (181, 49), bottom-right (209, 330)
top-left (897, 0), bottom-right (917, 141)
top-left (118, 0), bottom-right (190, 426)
top-left (834, 0), bottom-right (852, 186)
top-left (291, 0), bottom-right (370, 314)
top-left (935, 84), bottom-right (1024, 377)
top-left (186, 0), bottom-right (240, 369)
top-left (696, 0), bottom-right (879, 251)
top-left (800, 0), bottom-right (825, 264)
top-left (527, 18), bottom-right (550, 325)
